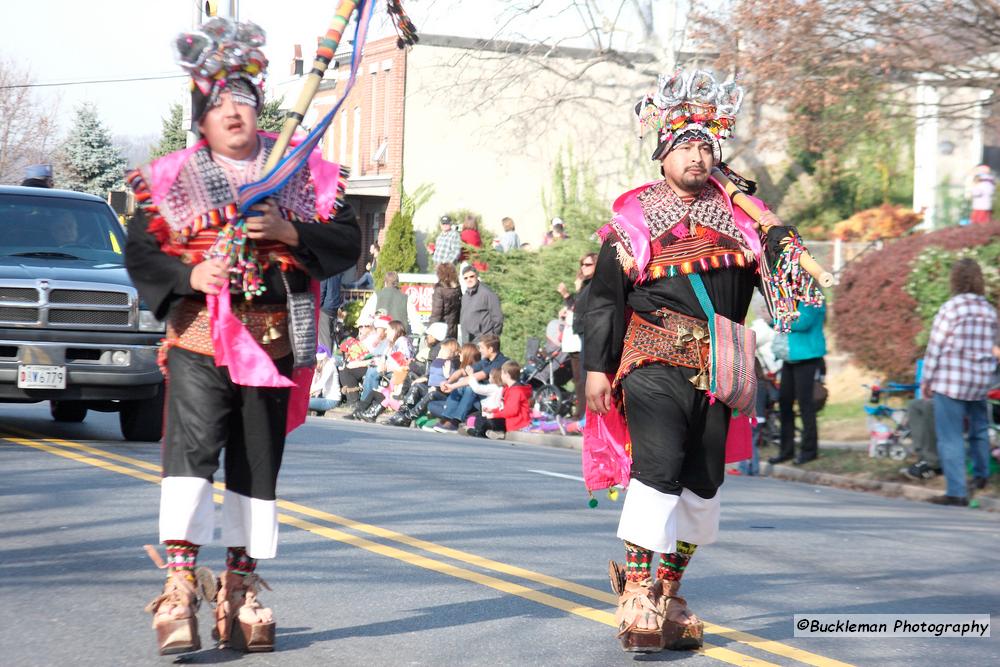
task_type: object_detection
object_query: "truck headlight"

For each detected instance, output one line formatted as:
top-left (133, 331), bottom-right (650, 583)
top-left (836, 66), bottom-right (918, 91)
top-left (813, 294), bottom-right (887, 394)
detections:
top-left (138, 309), bottom-right (165, 333)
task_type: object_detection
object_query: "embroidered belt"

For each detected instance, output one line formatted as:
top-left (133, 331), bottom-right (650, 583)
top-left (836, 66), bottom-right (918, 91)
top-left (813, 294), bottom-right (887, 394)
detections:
top-left (166, 296), bottom-right (291, 360)
top-left (613, 309), bottom-right (710, 389)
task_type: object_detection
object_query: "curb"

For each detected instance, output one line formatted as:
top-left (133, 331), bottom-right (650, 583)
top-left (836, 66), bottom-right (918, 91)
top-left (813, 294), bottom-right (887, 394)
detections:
top-left (762, 462), bottom-right (1000, 513)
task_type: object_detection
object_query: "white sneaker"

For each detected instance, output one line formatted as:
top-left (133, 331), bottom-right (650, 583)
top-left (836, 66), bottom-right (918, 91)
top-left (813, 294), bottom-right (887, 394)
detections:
top-left (485, 430), bottom-right (506, 440)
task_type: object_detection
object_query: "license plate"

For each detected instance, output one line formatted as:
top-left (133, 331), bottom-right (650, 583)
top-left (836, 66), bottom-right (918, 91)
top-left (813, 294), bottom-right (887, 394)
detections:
top-left (17, 365), bottom-right (67, 389)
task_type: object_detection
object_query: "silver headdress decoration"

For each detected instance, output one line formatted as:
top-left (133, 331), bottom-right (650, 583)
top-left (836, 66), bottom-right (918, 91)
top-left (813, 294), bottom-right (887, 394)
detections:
top-left (635, 69), bottom-right (745, 162)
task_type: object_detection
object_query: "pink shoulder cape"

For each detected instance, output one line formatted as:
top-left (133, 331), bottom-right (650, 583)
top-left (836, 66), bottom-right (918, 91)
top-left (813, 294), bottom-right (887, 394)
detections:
top-left (605, 176), bottom-right (764, 281)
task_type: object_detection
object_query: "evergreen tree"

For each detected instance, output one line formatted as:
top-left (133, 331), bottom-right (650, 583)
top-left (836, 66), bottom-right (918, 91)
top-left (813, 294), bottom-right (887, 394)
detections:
top-left (374, 210), bottom-right (418, 288)
top-left (257, 97), bottom-right (286, 133)
top-left (150, 103), bottom-right (186, 159)
top-left (58, 103), bottom-right (127, 196)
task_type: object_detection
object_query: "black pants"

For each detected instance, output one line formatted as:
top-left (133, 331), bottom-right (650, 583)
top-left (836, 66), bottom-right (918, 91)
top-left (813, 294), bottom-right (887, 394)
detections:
top-left (621, 363), bottom-right (731, 498)
top-left (569, 351), bottom-right (584, 419)
top-left (778, 358), bottom-right (821, 460)
top-left (164, 347), bottom-right (292, 499)
top-left (339, 366), bottom-right (368, 404)
top-left (470, 416), bottom-right (506, 437)
top-left (159, 347), bottom-right (292, 557)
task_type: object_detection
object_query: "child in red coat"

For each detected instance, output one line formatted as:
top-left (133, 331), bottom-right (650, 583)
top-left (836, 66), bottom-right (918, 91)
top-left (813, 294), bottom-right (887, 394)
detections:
top-left (469, 360), bottom-right (532, 439)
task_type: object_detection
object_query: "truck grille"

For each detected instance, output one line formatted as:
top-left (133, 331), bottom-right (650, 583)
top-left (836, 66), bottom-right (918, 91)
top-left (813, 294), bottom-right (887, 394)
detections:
top-left (49, 290), bottom-right (129, 306)
top-left (0, 287), bottom-right (37, 302)
top-left (0, 306), bottom-right (39, 322)
top-left (0, 282), bottom-right (134, 330)
top-left (48, 310), bottom-right (130, 326)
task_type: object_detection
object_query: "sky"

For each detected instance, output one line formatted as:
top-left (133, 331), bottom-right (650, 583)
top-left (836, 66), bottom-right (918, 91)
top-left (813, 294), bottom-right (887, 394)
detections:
top-left (1, 1), bottom-right (671, 143)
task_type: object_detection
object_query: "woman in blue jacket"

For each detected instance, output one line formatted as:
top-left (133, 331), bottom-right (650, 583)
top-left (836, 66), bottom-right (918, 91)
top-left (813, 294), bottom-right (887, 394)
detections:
top-left (769, 302), bottom-right (826, 464)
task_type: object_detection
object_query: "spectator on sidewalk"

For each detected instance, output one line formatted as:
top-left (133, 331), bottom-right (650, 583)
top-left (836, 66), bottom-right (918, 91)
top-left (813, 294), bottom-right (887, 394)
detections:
top-left (431, 215), bottom-right (462, 266)
top-left (468, 360), bottom-right (532, 439)
top-left (358, 271), bottom-right (423, 335)
top-left (432, 334), bottom-right (508, 432)
top-left (543, 217), bottom-right (568, 246)
top-left (769, 301), bottom-right (827, 466)
top-left (338, 316), bottom-right (389, 406)
top-left (459, 266), bottom-right (503, 344)
top-left (460, 214), bottom-right (483, 252)
top-left (308, 348), bottom-right (340, 416)
top-left (496, 217), bottom-right (521, 253)
top-left (742, 296), bottom-right (782, 475)
top-left (921, 258), bottom-right (998, 506)
top-left (431, 262), bottom-right (462, 340)
top-left (387, 334), bottom-right (459, 427)
top-left (465, 366), bottom-right (504, 416)
top-left (344, 243), bottom-right (379, 290)
top-left (901, 398), bottom-right (940, 481)
top-left (318, 269), bottom-right (347, 354)
top-left (970, 165), bottom-right (995, 225)
top-left (559, 252), bottom-right (596, 419)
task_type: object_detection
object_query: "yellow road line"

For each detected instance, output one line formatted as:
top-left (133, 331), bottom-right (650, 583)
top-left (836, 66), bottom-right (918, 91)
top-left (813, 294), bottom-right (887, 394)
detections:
top-left (3, 431), bottom-right (855, 667)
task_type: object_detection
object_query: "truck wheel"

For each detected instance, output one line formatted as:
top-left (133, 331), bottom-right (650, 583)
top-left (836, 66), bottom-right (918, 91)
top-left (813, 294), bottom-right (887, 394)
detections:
top-left (119, 385), bottom-right (165, 442)
top-left (50, 401), bottom-right (88, 423)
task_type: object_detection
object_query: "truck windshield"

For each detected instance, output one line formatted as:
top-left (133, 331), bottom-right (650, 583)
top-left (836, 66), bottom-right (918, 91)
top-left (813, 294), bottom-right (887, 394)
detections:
top-left (0, 194), bottom-right (127, 262)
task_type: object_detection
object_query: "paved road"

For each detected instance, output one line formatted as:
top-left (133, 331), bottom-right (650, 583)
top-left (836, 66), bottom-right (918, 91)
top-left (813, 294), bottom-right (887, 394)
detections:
top-left (1, 403), bottom-right (997, 667)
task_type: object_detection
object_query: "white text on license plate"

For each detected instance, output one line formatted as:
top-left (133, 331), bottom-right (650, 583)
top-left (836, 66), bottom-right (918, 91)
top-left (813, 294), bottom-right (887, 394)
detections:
top-left (17, 365), bottom-right (67, 389)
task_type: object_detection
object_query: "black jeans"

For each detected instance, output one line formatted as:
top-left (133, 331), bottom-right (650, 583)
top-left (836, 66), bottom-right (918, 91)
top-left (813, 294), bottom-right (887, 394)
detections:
top-left (470, 416), bottom-right (506, 437)
top-left (778, 358), bottom-right (822, 460)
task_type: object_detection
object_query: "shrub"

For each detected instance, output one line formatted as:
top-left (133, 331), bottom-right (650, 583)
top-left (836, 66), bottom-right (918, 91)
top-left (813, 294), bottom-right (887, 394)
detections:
top-left (831, 204), bottom-right (922, 241)
top-left (374, 209), bottom-right (418, 288)
top-left (476, 230), bottom-right (598, 361)
top-left (904, 243), bottom-right (1000, 349)
top-left (833, 222), bottom-right (1000, 381)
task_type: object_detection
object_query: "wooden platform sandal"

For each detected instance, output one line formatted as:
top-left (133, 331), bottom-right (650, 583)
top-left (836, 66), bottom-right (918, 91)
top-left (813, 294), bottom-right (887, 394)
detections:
top-left (213, 571), bottom-right (276, 652)
top-left (609, 560), bottom-right (665, 652)
top-left (143, 546), bottom-right (216, 656)
top-left (658, 579), bottom-right (705, 650)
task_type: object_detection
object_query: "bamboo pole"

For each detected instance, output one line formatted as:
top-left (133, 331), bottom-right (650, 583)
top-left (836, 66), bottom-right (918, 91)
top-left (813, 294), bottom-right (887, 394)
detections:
top-left (262, 0), bottom-right (359, 175)
top-left (712, 167), bottom-right (835, 287)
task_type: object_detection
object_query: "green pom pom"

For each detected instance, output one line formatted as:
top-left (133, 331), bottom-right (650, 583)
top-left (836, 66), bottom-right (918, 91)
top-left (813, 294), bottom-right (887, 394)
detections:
top-left (588, 498), bottom-right (599, 509)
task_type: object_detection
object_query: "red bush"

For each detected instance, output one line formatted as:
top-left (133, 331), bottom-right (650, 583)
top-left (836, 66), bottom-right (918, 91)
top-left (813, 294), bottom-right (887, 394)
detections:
top-left (832, 223), bottom-right (1000, 381)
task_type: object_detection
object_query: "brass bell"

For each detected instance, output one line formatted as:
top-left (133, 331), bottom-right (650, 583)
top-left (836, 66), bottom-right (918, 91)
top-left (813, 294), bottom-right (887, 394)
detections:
top-left (268, 325), bottom-right (282, 341)
top-left (689, 370), bottom-right (710, 391)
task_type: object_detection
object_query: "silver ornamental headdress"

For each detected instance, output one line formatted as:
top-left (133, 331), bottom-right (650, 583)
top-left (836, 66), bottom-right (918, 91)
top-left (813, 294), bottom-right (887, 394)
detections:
top-left (635, 69), bottom-right (745, 162)
top-left (174, 17), bottom-right (268, 128)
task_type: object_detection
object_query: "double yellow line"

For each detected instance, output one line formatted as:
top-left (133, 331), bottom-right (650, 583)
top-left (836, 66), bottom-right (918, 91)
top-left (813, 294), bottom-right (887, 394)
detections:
top-left (2, 428), bottom-right (853, 667)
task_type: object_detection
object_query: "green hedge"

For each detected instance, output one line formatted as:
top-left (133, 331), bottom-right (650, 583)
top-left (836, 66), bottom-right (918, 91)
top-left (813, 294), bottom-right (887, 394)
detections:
top-left (473, 233), bottom-right (599, 361)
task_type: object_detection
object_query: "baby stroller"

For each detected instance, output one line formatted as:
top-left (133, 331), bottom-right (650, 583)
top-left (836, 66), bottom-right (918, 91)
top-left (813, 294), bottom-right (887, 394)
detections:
top-left (863, 381), bottom-right (916, 460)
top-left (521, 337), bottom-right (574, 418)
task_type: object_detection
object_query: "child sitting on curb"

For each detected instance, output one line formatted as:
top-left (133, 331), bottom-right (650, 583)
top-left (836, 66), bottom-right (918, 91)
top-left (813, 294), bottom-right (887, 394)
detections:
top-left (465, 366), bottom-right (503, 416)
top-left (469, 360), bottom-right (532, 439)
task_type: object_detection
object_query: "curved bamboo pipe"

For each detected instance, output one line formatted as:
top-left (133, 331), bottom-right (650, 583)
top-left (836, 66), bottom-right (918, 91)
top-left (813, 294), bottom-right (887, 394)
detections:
top-left (712, 168), bottom-right (835, 287)
top-left (262, 0), bottom-right (359, 174)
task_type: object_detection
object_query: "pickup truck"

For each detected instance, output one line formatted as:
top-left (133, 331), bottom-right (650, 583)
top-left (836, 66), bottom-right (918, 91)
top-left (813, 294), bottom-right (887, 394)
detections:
top-left (0, 185), bottom-right (165, 441)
